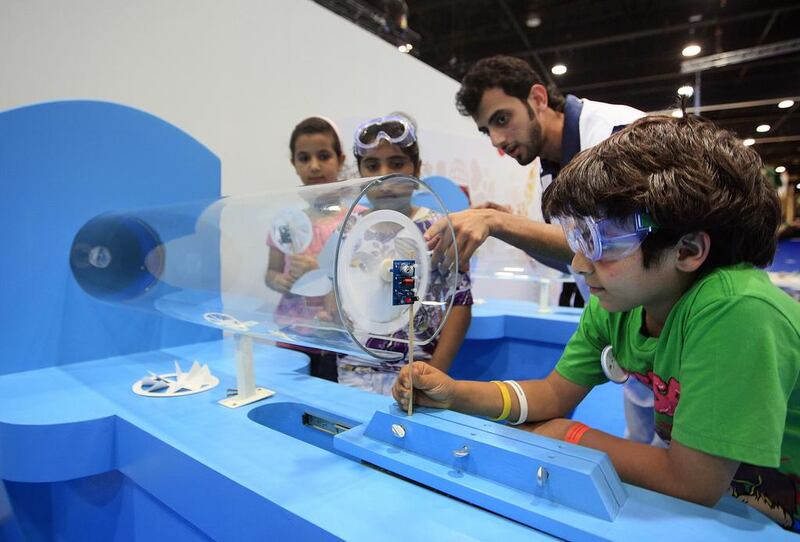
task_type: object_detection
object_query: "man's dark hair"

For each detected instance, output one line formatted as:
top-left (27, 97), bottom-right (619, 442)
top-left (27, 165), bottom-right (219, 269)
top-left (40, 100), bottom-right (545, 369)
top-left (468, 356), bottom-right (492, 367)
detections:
top-left (455, 55), bottom-right (566, 117)
top-left (289, 117), bottom-right (343, 159)
top-left (542, 115), bottom-right (781, 271)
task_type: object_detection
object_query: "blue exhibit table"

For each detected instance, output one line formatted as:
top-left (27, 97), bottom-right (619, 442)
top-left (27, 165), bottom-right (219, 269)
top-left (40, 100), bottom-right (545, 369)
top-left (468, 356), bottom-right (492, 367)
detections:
top-left (0, 338), bottom-right (790, 541)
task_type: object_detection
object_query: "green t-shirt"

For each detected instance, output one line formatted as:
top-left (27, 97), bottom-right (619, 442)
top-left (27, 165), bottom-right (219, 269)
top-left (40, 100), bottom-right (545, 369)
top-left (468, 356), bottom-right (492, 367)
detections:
top-left (556, 264), bottom-right (800, 528)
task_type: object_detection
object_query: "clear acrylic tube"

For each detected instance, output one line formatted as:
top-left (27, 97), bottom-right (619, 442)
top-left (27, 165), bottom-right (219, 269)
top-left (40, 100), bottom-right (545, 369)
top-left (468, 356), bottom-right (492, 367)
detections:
top-left (70, 175), bottom-right (459, 362)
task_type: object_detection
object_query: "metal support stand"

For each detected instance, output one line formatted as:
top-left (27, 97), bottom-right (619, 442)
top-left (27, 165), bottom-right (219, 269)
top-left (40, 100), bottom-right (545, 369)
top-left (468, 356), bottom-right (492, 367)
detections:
top-left (537, 278), bottom-right (552, 313)
top-left (218, 334), bottom-right (275, 408)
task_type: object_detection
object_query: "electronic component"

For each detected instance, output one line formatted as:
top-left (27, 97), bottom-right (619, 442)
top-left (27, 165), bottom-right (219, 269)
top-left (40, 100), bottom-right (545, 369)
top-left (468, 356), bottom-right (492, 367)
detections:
top-left (391, 259), bottom-right (417, 305)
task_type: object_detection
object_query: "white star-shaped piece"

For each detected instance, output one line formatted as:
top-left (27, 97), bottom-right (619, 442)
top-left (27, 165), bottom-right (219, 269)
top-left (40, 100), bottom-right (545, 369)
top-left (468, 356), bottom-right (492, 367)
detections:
top-left (133, 361), bottom-right (219, 397)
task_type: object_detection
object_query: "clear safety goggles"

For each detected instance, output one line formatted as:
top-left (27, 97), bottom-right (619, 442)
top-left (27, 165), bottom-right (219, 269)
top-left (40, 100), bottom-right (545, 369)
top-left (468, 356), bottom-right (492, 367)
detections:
top-left (558, 213), bottom-right (657, 262)
top-left (354, 116), bottom-right (417, 156)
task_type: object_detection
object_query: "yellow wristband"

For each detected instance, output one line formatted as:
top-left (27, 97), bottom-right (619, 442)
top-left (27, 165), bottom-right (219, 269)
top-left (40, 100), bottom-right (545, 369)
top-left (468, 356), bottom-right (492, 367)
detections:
top-left (489, 380), bottom-right (512, 421)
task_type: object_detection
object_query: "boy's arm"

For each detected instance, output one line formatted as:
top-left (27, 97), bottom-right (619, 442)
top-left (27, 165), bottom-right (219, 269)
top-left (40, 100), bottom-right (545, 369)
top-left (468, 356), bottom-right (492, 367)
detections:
top-left (427, 305), bottom-right (471, 373)
top-left (393, 364), bottom-right (590, 421)
top-left (448, 370), bottom-right (591, 422)
top-left (538, 424), bottom-right (740, 507)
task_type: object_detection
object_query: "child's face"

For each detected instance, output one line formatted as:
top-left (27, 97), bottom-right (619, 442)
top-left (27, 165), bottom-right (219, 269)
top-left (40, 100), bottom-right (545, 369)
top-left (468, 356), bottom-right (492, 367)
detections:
top-left (571, 248), bottom-right (684, 317)
top-left (364, 177), bottom-right (417, 212)
top-left (358, 141), bottom-right (418, 178)
top-left (292, 133), bottom-right (343, 185)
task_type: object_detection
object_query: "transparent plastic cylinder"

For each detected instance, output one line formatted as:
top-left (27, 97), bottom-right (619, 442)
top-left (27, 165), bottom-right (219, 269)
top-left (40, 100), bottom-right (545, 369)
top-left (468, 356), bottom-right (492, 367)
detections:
top-left (70, 175), bottom-right (459, 362)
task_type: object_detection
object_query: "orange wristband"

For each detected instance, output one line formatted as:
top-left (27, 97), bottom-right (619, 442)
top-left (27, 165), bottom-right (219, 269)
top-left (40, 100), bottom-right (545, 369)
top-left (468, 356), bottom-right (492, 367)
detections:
top-left (564, 422), bottom-right (591, 444)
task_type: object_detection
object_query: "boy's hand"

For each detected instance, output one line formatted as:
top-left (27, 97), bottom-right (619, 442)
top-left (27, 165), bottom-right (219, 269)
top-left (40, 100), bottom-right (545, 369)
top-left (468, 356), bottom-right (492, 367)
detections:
top-left (392, 362), bottom-right (457, 410)
top-left (288, 254), bottom-right (319, 279)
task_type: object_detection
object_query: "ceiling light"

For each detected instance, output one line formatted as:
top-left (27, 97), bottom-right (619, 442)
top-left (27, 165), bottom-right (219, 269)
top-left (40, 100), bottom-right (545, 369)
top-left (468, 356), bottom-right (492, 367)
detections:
top-left (677, 85), bottom-right (694, 97)
top-left (682, 44), bottom-right (701, 57)
top-left (525, 12), bottom-right (541, 28)
top-left (671, 109), bottom-right (684, 118)
top-left (397, 43), bottom-right (413, 53)
top-left (551, 64), bottom-right (567, 75)
top-left (778, 100), bottom-right (795, 109)
top-left (756, 124), bottom-right (771, 133)
top-left (775, 166), bottom-right (786, 174)
top-left (742, 138), bottom-right (755, 146)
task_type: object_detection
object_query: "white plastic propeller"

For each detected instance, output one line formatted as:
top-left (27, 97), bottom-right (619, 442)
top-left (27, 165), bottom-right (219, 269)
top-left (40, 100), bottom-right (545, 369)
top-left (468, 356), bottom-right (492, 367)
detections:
top-left (336, 209), bottom-right (429, 336)
top-left (270, 209), bottom-right (313, 255)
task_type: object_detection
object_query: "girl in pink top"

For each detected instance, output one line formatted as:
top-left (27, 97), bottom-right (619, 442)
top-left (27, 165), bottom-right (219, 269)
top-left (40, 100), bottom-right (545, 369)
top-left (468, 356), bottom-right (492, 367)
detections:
top-left (265, 117), bottom-right (345, 381)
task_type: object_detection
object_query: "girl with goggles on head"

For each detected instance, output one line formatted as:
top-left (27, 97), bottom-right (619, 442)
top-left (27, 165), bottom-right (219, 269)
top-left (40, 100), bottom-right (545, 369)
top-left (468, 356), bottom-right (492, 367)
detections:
top-left (353, 114), bottom-right (417, 158)
top-left (336, 112), bottom-right (473, 396)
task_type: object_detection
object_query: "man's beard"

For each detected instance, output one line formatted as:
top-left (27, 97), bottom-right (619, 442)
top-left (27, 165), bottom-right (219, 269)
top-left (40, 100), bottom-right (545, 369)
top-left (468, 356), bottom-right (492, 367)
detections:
top-left (516, 104), bottom-right (544, 165)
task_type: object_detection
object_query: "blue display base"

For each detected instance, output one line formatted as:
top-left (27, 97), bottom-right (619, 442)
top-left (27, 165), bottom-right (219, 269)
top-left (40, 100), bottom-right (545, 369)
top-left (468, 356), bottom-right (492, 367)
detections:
top-left (0, 339), bottom-right (791, 541)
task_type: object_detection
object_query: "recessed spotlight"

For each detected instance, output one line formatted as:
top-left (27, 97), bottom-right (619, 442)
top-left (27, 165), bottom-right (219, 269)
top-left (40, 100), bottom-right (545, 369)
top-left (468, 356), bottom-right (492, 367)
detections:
top-left (778, 100), bottom-right (795, 109)
top-left (398, 43), bottom-right (413, 53)
top-left (775, 166), bottom-right (786, 174)
top-left (671, 109), bottom-right (684, 118)
top-left (525, 12), bottom-right (541, 28)
top-left (682, 44), bottom-right (701, 57)
top-left (677, 85), bottom-right (694, 97)
top-left (551, 64), bottom-right (567, 75)
top-left (742, 138), bottom-right (755, 146)
top-left (756, 124), bottom-right (771, 133)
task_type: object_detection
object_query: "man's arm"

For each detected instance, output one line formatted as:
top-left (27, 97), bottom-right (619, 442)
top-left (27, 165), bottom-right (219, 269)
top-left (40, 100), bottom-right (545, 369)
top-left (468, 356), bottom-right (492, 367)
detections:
top-left (425, 208), bottom-right (573, 273)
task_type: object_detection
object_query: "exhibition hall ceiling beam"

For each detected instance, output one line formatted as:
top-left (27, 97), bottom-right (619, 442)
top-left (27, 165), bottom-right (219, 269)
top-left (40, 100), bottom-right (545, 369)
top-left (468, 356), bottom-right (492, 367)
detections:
top-left (681, 38), bottom-right (800, 73)
top-left (507, 5), bottom-right (800, 58)
top-left (495, 0), bottom-right (556, 88)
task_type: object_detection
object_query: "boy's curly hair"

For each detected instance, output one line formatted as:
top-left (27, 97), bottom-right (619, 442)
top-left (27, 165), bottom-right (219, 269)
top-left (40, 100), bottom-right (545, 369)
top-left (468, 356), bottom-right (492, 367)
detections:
top-left (542, 114), bottom-right (780, 271)
top-left (455, 55), bottom-right (565, 117)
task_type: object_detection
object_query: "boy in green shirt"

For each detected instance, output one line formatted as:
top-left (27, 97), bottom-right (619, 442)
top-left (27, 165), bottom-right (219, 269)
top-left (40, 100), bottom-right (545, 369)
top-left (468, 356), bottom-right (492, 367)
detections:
top-left (392, 114), bottom-right (800, 529)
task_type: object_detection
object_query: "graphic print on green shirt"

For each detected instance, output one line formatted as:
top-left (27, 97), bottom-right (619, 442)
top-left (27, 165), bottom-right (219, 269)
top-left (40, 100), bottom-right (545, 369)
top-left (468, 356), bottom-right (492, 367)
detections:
top-left (555, 264), bottom-right (800, 528)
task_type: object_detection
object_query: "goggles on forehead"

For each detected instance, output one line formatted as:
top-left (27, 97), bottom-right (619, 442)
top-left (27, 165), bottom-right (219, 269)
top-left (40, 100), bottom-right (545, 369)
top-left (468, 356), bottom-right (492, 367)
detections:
top-left (558, 212), bottom-right (657, 262)
top-left (354, 116), bottom-right (417, 156)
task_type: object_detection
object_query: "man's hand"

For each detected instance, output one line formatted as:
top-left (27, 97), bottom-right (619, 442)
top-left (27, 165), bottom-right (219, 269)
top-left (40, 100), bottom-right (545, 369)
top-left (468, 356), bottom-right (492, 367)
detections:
top-left (425, 208), bottom-right (498, 273)
top-left (473, 201), bottom-right (513, 214)
top-left (392, 362), bottom-right (458, 410)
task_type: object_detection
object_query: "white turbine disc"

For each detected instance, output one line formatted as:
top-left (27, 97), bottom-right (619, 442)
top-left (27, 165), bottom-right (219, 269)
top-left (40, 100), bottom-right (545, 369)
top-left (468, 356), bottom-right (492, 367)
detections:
top-left (317, 230), bottom-right (338, 274)
top-left (290, 269), bottom-right (333, 297)
top-left (270, 209), bottom-right (313, 255)
top-left (336, 209), bottom-right (429, 336)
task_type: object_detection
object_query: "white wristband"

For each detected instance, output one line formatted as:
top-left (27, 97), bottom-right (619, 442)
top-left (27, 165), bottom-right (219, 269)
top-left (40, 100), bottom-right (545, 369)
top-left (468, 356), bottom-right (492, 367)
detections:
top-left (504, 380), bottom-right (528, 425)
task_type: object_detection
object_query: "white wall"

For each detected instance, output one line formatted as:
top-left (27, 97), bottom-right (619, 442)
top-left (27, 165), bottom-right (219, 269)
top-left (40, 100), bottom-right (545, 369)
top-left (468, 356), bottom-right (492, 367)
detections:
top-left (1, 0), bottom-right (551, 301)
